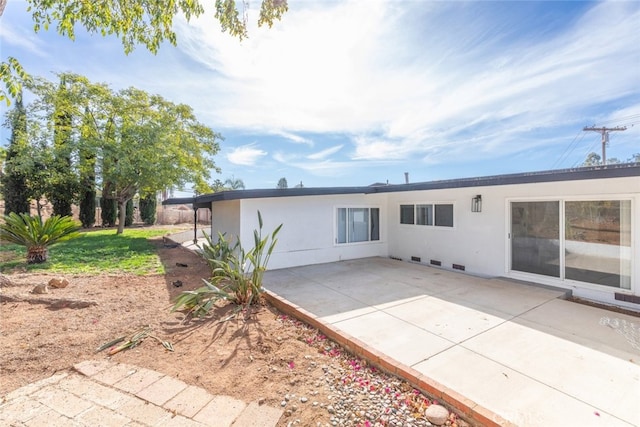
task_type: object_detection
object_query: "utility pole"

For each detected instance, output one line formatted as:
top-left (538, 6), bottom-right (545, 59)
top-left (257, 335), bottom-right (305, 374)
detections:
top-left (583, 126), bottom-right (627, 164)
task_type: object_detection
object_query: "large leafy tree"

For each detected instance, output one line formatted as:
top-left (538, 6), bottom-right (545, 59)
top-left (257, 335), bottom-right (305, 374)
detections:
top-left (0, 1), bottom-right (288, 105)
top-left (101, 87), bottom-right (221, 234)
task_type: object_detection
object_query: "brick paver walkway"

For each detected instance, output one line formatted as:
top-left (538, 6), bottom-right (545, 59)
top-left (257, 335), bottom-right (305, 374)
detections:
top-left (0, 360), bottom-right (282, 426)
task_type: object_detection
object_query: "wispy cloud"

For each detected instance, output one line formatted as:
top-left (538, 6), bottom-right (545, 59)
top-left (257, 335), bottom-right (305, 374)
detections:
top-left (273, 130), bottom-right (314, 146)
top-left (227, 144), bottom-right (267, 166)
top-left (307, 144), bottom-right (343, 160)
top-left (0, 17), bottom-right (46, 57)
top-left (174, 0), bottom-right (639, 166)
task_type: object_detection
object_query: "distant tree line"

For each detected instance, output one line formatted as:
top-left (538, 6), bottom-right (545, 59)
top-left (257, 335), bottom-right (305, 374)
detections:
top-left (582, 152), bottom-right (640, 166)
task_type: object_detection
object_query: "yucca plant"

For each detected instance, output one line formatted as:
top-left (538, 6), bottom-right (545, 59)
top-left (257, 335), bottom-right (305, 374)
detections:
top-left (172, 211), bottom-right (282, 318)
top-left (201, 230), bottom-right (239, 275)
top-left (0, 213), bottom-right (81, 264)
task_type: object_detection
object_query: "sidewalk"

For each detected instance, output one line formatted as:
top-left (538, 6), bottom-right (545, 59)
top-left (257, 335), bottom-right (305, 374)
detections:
top-left (0, 360), bottom-right (282, 427)
top-left (263, 257), bottom-right (640, 427)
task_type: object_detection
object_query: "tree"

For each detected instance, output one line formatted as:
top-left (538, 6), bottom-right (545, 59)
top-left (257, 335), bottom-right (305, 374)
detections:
top-left (582, 152), bottom-right (601, 166)
top-left (1, 93), bottom-right (31, 214)
top-left (101, 87), bottom-right (221, 234)
top-left (78, 108), bottom-right (96, 228)
top-left (277, 177), bottom-right (288, 189)
top-left (0, 1), bottom-right (288, 105)
top-left (0, 57), bottom-right (30, 107)
top-left (627, 153), bottom-right (640, 163)
top-left (100, 188), bottom-right (117, 227)
top-left (139, 194), bottom-right (157, 225)
top-left (224, 176), bottom-right (245, 190)
top-left (49, 76), bottom-right (77, 217)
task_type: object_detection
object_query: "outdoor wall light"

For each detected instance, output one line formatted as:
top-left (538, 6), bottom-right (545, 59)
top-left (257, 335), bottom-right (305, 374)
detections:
top-left (471, 195), bottom-right (482, 213)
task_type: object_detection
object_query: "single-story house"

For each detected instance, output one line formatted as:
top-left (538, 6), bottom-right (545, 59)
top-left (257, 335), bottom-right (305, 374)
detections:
top-left (165, 163), bottom-right (640, 311)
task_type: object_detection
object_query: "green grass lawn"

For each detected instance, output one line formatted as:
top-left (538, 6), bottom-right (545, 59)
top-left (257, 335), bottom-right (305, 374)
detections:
top-left (0, 228), bottom-right (174, 275)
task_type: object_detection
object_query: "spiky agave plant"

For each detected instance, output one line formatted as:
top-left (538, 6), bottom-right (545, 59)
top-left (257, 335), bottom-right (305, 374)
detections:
top-left (0, 213), bottom-right (81, 264)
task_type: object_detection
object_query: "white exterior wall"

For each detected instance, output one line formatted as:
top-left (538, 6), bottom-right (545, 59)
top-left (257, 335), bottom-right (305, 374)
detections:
top-left (385, 176), bottom-right (640, 310)
top-left (211, 200), bottom-right (241, 241)
top-left (235, 194), bottom-right (388, 269)
top-left (208, 174), bottom-right (639, 310)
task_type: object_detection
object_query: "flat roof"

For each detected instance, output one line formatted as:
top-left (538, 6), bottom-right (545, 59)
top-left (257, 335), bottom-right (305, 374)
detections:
top-left (163, 163), bottom-right (640, 209)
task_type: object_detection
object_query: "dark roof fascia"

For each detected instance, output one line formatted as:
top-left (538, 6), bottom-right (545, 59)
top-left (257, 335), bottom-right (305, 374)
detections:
top-left (194, 187), bottom-right (374, 208)
top-left (374, 163), bottom-right (640, 194)
top-left (192, 163), bottom-right (639, 206)
top-left (162, 197), bottom-right (196, 206)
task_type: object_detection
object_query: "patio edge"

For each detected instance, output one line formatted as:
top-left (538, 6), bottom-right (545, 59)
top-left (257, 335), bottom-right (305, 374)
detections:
top-left (264, 290), bottom-right (516, 427)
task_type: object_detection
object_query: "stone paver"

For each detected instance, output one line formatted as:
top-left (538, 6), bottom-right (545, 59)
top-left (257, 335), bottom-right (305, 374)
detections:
top-left (135, 375), bottom-right (188, 407)
top-left (231, 401), bottom-right (285, 427)
top-left (164, 385), bottom-right (215, 418)
top-left (0, 361), bottom-right (283, 427)
top-left (192, 395), bottom-right (247, 426)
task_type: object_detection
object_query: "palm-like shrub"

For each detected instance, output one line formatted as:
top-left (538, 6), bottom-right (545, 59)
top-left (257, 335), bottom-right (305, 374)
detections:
top-left (0, 213), bottom-right (81, 264)
top-left (173, 211), bottom-right (282, 318)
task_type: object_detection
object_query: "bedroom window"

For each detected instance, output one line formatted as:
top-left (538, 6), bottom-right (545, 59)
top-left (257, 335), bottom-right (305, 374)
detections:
top-left (336, 207), bottom-right (380, 244)
top-left (400, 204), bottom-right (454, 227)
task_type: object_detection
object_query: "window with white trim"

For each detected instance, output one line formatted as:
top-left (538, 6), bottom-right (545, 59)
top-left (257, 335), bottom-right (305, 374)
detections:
top-left (336, 207), bottom-right (380, 244)
top-left (400, 204), bottom-right (454, 227)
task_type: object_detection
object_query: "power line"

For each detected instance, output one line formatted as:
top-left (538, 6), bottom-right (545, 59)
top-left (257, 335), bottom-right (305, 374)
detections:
top-left (552, 130), bottom-right (585, 169)
top-left (582, 126), bottom-right (627, 164)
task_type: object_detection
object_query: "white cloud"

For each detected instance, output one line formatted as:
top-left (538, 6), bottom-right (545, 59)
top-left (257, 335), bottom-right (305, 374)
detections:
top-left (273, 130), bottom-right (314, 146)
top-left (227, 144), bottom-right (267, 166)
top-left (0, 16), bottom-right (46, 56)
top-left (307, 144), bottom-right (343, 160)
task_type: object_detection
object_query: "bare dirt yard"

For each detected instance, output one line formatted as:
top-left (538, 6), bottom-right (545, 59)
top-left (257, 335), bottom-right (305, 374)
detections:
top-left (0, 238), bottom-right (463, 427)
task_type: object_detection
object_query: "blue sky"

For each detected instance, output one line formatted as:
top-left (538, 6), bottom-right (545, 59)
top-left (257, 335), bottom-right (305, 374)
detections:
top-left (1, 0), bottom-right (639, 192)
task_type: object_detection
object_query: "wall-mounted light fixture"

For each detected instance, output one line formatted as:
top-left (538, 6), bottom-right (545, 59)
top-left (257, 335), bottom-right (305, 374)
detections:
top-left (471, 195), bottom-right (482, 213)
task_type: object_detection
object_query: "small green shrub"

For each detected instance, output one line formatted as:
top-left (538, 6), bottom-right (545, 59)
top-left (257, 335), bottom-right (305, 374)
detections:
top-left (172, 211), bottom-right (282, 318)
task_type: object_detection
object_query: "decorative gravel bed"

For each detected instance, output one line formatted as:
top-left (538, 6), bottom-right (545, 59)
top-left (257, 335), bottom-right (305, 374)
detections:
top-left (276, 314), bottom-right (464, 427)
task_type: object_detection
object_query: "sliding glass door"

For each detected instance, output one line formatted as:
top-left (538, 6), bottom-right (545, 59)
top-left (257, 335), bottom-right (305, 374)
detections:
top-left (510, 199), bottom-right (631, 289)
top-left (511, 201), bottom-right (560, 278)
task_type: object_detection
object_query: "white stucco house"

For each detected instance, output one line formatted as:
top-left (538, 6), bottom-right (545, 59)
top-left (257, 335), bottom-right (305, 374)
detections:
top-left (166, 163), bottom-right (640, 311)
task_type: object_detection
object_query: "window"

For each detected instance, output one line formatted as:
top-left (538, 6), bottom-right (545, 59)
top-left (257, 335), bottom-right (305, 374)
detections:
top-left (400, 203), bottom-right (453, 227)
top-left (400, 205), bottom-right (414, 224)
top-left (435, 204), bottom-right (454, 227)
top-left (336, 207), bottom-right (380, 244)
top-left (416, 204), bottom-right (433, 225)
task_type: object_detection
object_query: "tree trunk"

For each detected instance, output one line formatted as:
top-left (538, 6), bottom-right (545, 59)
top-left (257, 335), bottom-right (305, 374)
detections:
top-left (27, 246), bottom-right (48, 264)
top-left (117, 199), bottom-right (127, 234)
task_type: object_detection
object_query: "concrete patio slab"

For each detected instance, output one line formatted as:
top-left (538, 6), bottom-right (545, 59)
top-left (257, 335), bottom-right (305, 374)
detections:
top-left (264, 257), bottom-right (640, 427)
top-left (462, 320), bottom-right (640, 425)
top-left (384, 296), bottom-right (506, 343)
top-left (334, 309), bottom-right (455, 366)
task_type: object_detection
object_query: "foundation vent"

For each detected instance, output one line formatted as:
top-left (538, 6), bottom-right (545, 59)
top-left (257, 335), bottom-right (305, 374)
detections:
top-left (452, 263), bottom-right (465, 271)
top-left (615, 293), bottom-right (640, 305)
top-left (411, 256), bottom-right (421, 263)
top-left (389, 256), bottom-right (402, 261)
top-left (430, 259), bottom-right (442, 266)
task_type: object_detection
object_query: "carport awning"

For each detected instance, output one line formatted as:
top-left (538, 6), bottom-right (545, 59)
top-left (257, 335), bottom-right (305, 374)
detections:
top-left (161, 197), bottom-right (210, 209)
